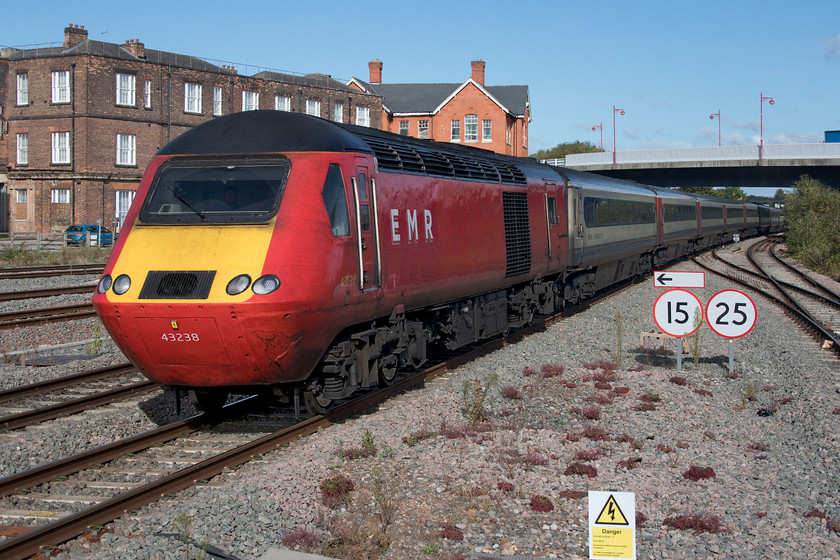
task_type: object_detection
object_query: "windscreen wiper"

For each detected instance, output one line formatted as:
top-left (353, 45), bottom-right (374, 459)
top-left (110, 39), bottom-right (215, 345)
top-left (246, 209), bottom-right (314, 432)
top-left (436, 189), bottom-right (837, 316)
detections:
top-left (170, 187), bottom-right (208, 222)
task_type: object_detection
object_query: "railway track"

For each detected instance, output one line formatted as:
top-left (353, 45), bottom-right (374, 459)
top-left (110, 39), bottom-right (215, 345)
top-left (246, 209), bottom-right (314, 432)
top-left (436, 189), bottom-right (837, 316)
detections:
top-left (0, 252), bottom-right (745, 558)
top-left (0, 284), bottom-right (96, 303)
top-left (0, 363), bottom-right (158, 431)
top-left (0, 294), bottom-right (568, 560)
top-left (0, 264), bottom-right (105, 281)
top-left (693, 237), bottom-right (840, 354)
top-left (0, 302), bottom-right (97, 329)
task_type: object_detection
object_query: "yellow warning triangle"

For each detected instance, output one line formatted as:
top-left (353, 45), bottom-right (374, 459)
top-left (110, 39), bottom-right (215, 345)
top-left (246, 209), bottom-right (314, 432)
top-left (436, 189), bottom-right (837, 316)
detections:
top-left (595, 494), bottom-right (629, 525)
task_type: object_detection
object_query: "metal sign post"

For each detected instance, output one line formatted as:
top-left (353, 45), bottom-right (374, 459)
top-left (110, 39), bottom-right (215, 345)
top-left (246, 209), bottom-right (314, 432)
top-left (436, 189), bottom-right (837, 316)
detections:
top-left (705, 290), bottom-right (758, 374)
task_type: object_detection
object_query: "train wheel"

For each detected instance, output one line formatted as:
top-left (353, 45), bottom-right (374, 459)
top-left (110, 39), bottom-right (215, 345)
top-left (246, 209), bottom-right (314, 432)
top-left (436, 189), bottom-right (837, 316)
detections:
top-left (303, 389), bottom-right (335, 415)
top-left (188, 388), bottom-right (229, 414)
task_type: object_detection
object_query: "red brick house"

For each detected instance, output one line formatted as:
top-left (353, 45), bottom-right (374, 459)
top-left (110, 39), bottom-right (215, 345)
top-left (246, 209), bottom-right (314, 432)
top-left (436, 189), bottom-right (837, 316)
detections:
top-left (0, 25), bottom-right (381, 234)
top-left (348, 60), bottom-right (530, 157)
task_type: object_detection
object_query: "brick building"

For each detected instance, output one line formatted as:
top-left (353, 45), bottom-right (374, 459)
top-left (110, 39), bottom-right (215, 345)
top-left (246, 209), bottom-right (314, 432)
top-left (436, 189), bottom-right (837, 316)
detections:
top-left (0, 24), bottom-right (382, 233)
top-left (348, 60), bottom-right (530, 157)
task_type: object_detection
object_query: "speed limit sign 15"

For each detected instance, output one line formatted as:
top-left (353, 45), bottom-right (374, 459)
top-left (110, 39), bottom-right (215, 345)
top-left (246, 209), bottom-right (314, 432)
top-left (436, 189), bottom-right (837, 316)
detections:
top-left (653, 289), bottom-right (704, 338)
top-left (705, 289), bottom-right (757, 339)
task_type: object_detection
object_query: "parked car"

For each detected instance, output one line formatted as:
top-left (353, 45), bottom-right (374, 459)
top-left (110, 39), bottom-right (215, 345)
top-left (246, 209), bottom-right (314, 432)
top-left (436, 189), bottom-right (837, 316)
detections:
top-left (64, 225), bottom-right (115, 246)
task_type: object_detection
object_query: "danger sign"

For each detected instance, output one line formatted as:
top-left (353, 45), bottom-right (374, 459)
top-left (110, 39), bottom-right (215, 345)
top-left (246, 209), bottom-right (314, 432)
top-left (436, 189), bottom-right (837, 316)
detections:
top-left (589, 491), bottom-right (636, 559)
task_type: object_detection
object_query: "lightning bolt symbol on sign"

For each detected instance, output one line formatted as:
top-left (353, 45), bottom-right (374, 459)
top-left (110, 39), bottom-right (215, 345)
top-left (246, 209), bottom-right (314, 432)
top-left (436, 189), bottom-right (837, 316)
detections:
top-left (596, 495), bottom-right (629, 525)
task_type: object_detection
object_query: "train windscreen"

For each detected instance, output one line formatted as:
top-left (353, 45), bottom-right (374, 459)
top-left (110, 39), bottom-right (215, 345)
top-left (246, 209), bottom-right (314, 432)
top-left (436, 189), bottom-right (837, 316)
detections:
top-left (139, 157), bottom-right (290, 224)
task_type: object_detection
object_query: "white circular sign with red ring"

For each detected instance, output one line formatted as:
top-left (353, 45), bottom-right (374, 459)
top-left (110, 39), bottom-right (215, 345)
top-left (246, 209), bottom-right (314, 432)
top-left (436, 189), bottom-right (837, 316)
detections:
top-left (705, 289), bottom-right (757, 339)
top-left (653, 289), bottom-right (704, 338)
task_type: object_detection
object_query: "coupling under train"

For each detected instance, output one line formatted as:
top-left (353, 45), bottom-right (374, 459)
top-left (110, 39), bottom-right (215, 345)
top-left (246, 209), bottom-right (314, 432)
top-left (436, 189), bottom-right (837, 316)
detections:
top-left (91, 111), bottom-right (783, 414)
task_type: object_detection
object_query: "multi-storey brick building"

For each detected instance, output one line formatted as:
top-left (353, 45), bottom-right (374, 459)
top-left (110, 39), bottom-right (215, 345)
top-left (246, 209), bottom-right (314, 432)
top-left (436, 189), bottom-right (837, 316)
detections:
top-left (0, 24), bottom-right (382, 233)
top-left (348, 60), bottom-right (530, 157)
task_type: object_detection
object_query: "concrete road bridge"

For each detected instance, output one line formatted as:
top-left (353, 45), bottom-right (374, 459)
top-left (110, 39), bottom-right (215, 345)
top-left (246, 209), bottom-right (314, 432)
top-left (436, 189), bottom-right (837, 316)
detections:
top-left (546, 144), bottom-right (840, 189)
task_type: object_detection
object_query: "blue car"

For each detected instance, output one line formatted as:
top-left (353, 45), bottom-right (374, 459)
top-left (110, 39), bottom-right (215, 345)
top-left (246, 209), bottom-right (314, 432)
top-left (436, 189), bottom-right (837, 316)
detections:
top-left (64, 225), bottom-right (115, 246)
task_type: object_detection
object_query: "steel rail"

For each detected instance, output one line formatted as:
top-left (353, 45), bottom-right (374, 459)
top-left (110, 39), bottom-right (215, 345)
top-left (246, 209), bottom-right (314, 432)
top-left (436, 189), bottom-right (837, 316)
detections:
top-left (693, 252), bottom-right (840, 355)
top-left (0, 303), bottom-right (97, 329)
top-left (0, 332), bottom-right (513, 560)
top-left (0, 268), bottom-right (651, 559)
top-left (0, 284), bottom-right (96, 302)
top-left (0, 363), bottom-right (136, 405)
top-left (709, 247), bottom-right (840, 310)
top-left (0, 380), bottom-right (158, 431)
top-left (745, 240), bottom-right (833, 326)
top-left (768, 242), bottom-right (840, 302)
top-left (0, 264), bottom-right (105, 280)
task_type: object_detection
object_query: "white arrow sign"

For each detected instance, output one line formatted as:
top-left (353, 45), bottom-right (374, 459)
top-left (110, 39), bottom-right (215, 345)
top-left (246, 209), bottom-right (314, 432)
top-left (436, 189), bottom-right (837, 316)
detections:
top-left (653, 271), bottom-right (705, 288)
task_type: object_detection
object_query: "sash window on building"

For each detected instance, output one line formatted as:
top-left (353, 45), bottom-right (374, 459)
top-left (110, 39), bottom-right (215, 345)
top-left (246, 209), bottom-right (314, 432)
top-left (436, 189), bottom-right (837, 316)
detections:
top-left (306, 100), bottom-right (321, 117)
top-left (356, 107), bottom-right (370, 127)
top-left (213, 86), bottom-right (223, 115)
top-left (16, 133), bottom-right (28, 165)
top-left (116, 133), bottom-right (136, 166)
top-left (16, 73), bottom-right (29, 105)
top-left (116, 73), bottom-right (136, 106)
top-left (51, 189), bottom-right (70, 203)
top-left (185, 83), bottom-right (202, 113)
top-left (242, 91), bottom-right (259, 111)
top-left (52, 70), bottom-right (70, 103)
top-left (51, 132), bottom-right (71, 164)
top-left (275, 95), bottom-right (291, 112)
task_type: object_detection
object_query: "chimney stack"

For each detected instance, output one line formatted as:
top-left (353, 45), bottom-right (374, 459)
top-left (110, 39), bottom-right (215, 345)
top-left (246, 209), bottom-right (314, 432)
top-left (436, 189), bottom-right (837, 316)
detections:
top-left (369, 59), bottom-right (383, 85)
top-left (64, 24), bottom-right (88, 49)
top-left (124, 39), bottom-right (146, 59)
top-left (471, 60), bottom-right (485, 85)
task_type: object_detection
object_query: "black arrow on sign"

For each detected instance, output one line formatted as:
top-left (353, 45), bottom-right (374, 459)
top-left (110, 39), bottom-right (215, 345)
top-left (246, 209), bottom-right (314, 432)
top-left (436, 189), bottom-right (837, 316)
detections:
top-left (657, 273), bottom-right (672, 285)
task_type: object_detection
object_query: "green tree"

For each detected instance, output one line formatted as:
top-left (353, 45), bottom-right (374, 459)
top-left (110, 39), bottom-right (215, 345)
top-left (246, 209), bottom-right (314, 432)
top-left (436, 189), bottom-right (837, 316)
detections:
top-left (680, 186), bottom-right (746, 200)
top-left (784, 175), bottom-right (840, 280)
top-left (774, 189), bottom-right (786, 201)
top-left (680, 186), bottom-right (716, 196)
top-left (717, 186), bottom-right (747, 200)
top-left (530, 140), bottom-right (602, 161)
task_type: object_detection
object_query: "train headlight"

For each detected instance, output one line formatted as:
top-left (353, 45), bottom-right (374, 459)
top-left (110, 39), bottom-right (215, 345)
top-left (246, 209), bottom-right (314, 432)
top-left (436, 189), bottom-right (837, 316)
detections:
top-left (252, 274), bottom-right (281, 295)
top-left (113, 274), bottom-right (132, 295)
top-left (97, 275), bottom-right (113, 294)
top-left (226, 274), bottom-right (252, 295)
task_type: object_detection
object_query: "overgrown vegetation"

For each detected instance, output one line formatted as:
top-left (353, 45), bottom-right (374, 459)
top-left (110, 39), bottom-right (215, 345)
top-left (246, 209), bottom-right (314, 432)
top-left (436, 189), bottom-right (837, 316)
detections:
top-left (783, 175), bottom-right (840, 280)
top-left (461, 373), bottom-right (498, 425)
top-left (0, 245), bottom-right (111, 267)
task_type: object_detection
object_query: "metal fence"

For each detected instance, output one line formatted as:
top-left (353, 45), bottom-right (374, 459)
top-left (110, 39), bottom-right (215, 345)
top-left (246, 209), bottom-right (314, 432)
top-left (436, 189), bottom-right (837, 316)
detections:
top-left (1, 232), bottom-right (73, 251)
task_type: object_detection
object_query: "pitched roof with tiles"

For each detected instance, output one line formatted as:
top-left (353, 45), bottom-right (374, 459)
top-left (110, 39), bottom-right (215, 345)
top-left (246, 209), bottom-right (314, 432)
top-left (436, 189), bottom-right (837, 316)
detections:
top-left (349, 78), bottom-right (530, 119)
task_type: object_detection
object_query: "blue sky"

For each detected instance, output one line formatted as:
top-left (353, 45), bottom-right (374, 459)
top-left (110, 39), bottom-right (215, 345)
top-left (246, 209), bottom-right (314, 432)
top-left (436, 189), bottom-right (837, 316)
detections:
top-left (4, 0), bottom-right (839, 155)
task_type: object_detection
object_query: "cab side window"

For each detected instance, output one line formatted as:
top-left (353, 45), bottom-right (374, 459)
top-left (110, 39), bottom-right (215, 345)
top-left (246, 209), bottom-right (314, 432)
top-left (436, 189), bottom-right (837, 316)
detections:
top-left (322, 163), bottom-right (351, 236)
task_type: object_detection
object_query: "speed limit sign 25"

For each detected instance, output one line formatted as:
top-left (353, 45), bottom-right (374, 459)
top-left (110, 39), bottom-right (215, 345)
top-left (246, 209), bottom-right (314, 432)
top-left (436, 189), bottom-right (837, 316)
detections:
top-left (705, 289), bottom-right (757, 339)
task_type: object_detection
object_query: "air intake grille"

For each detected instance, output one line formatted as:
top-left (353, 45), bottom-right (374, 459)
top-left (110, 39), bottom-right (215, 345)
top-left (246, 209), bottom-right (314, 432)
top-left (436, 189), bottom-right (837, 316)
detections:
top-left (139, 271), bottom-right (216, 299)
top-left (356, 133), bottom-right (527, 186)
top-left (503, 192), bottom-right (531, 277)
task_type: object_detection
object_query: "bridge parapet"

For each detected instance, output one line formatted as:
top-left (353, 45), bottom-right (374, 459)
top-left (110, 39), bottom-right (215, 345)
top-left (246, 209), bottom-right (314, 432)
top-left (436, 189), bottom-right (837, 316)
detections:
top-left (565, 143), bottom-right (840, 170)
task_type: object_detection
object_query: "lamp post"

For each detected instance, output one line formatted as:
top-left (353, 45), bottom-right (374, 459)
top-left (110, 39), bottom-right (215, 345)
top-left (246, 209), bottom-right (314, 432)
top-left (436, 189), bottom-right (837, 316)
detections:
top-left (760, 91), bottom-right (774, 159)
top-left (613, 105), bottom-right (625, 165)
top-left (709, 111), bottom-right (721, 146)
top-left (592, 123), bottom-right (603, 151)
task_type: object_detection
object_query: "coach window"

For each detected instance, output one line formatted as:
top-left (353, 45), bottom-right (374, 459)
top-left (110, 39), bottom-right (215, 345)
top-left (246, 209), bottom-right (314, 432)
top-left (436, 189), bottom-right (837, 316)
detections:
top-left (321, 164), bottom-right (350, 236)
top-left (547, 197), bottom-right (558, 225)
top-left (357, 172), bottom-right (370, 231)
